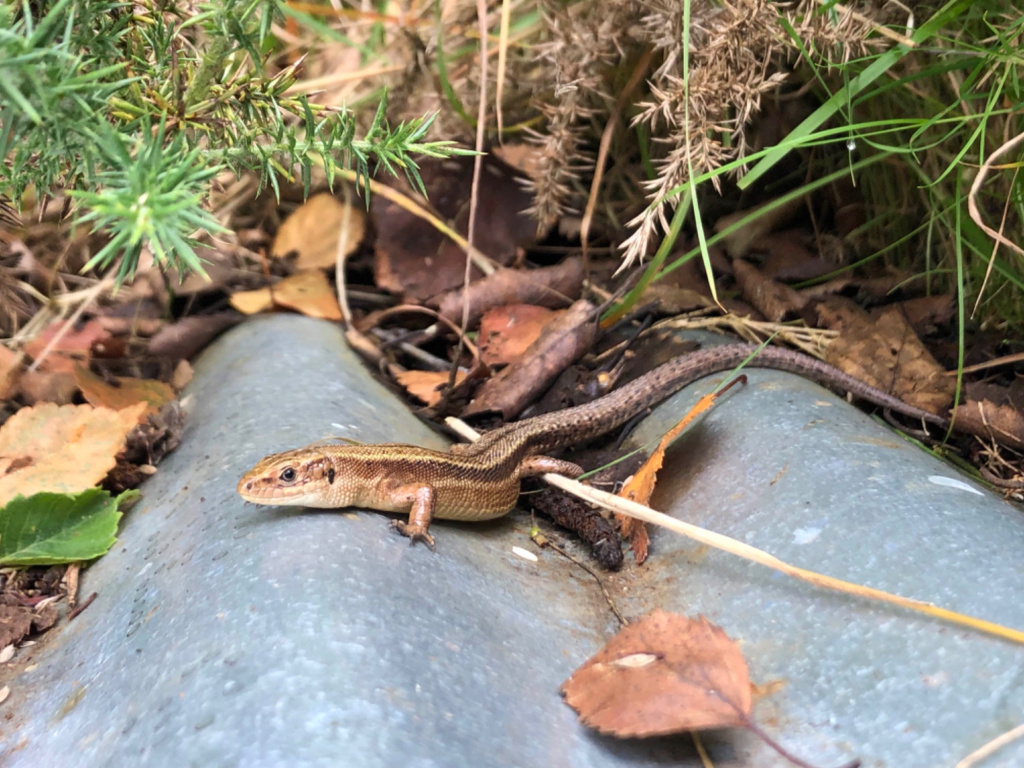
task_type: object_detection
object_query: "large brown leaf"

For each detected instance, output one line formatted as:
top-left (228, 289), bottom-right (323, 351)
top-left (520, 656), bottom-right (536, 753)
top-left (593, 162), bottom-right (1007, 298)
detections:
top-left (562, 611), bottom-right (752, 737)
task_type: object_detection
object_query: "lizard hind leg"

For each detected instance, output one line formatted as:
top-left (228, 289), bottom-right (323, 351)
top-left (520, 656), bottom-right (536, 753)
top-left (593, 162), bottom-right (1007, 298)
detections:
top-left (518, 456), bottom-right (584, 479)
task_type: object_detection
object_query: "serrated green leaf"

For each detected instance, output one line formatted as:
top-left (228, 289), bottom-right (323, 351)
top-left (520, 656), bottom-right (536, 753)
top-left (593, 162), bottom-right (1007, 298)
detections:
top-left (0, 488), bottom-right (138, 566)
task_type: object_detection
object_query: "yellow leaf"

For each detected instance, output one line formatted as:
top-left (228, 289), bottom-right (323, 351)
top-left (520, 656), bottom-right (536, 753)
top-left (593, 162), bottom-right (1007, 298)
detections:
top-left (272, 193), bottom-right (365, 270)
top-left (0, 403), bottom-right (146, 505)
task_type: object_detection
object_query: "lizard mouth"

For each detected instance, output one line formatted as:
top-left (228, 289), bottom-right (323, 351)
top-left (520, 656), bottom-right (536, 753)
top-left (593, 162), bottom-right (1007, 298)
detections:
top-left (236, 473), bottom-right (321, 507)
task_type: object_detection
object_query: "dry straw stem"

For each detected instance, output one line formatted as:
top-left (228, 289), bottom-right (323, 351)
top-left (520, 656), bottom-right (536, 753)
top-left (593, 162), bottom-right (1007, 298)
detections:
top-left (284, 64), bottom-right (406, 96)
top-left (334, 182), bottom-right (357, 326)
top-left (954, 351), bottom-right (1024, 376)
top-left (443, 415), bottom-right (1024, 646)
top-left (648, 313), bottom-right (838, 357)
top-left (495, 0), bottom-right (514, 137)
top-left (954, 722), bottom-right (1024, 768)
top-left (376, 304), bottom-right (483, 365)
top-left (580, 46), bottom-right (656, 269)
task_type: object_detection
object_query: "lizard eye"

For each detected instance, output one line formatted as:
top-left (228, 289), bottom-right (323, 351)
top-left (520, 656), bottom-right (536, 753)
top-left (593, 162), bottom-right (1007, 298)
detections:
top-left (279, 467), bottom-right (297, 483)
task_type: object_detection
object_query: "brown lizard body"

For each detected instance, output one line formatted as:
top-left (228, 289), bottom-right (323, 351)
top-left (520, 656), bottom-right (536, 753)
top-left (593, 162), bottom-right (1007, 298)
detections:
top-left (237, 343), bottom-right (947, 549)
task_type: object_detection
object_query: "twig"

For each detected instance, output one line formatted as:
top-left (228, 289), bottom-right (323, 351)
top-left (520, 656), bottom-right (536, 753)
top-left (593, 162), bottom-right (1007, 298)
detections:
top-left (823, 0), bottom-right (916, 48)
top-left (495, 0), bottom-right (512, 138)
top-left (532, 525), bottom-right (626, 627)
top-left (67, 592), bottom-right (98, 621)
top-left (970, 130), bottom-right (1021, 319)
top-left (947, 351), bottom-right (1024, 376)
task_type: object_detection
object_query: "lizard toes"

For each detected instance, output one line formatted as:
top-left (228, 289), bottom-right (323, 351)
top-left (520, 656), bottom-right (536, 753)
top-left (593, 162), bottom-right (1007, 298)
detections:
top-left (390, 520), bottom-right (437, 552)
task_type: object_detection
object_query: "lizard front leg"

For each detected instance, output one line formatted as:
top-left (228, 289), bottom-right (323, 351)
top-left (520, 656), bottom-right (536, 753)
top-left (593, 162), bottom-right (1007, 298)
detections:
top-left (387, 484), bottom-right (437, 551)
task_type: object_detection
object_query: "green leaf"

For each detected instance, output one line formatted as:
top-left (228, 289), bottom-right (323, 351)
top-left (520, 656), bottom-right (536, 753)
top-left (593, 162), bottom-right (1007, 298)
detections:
top-left (0, 488), bottom-right (138, 566)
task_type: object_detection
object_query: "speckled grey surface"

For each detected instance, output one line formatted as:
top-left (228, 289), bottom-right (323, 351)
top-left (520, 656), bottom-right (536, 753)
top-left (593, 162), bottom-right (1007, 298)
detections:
top-left (2, 314), bottom-right (1023, 767)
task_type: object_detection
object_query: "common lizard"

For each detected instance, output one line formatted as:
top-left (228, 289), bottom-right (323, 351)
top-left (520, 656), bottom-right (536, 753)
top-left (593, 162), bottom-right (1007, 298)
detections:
top-left (237, 343), bottom-right (947, 549)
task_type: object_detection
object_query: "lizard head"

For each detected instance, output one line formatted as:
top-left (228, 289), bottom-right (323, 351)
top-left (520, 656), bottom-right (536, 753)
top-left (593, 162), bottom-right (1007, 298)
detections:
top-left (237, 448), bottom-right (340, 508)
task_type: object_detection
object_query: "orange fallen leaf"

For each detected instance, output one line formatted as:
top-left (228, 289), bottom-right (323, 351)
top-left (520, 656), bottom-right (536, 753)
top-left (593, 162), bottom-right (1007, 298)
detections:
top-left (23, 319), bottom-right (110, 374)
top-left (74, 366), bottom-right (175, 422)
top-left (230, 270), bottom-right (342, 321)
top-left (0, 402), bottom-right (146, 505)
top-left (562, 611), bottom-right (752, 736)
top-left (479, 305), bottom-right (558, 366)
top-left (272, 193), bottom-right (366, 270)
top-left (394, 369), bottom-right (467, 407)
top-left (618, 376), bottom-right (745, 564)
top-left (228, 285), bottom-right (274, 315)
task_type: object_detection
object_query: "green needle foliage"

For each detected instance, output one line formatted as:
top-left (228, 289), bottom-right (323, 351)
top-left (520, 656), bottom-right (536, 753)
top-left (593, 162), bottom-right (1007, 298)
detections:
top-left (0, 0), bottom-right (470, 286)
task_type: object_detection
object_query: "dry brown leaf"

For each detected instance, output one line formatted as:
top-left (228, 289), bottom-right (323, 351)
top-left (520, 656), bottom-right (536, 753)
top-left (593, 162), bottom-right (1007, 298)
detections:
top-left (272, 193), bottom-right (366, 270)
top-left (562, 611), bottom-right (752, 737)
top-left (714, 196), bottom-right (803, 258)
top-left (894, 295), bottom-right (955, 337)
top-left (17, 369), bottom-right (78, 405)
top-left (23, 319), bottom-right (110, 374)
top-left (966, 376), bottom-right (1024, 409)
top-left (74, 366), bottom-right (175, 421)
top-left (230, 271), bottom-right (342, 321)
top-left (18, 320), bottom-right (107, 404)
top-left (394, 369), bottom-right (468, 407)
top-left (491, 142), bottom-right (547, 184)
top-left (857, 266), bottom-right (925, 301)
top-left (434, 257), bottom-right (584, 328)
top-left (0, 402), bottom-right (146, 505)
top-left (0, 605), bottom-right (32, 650)
top-left (798, 276), bottom-right (854, 301)
top-left (953, 400), bottom-right (1024, 451)
top-left (271, 271), bottom-right (343, 320)
top-left (372, 156), bottom-right (534, 301)
top-left (229, 285), bottom-right (274, 315)
top-left (758, 230), bottom-right (835, 282)
top-left (479, 305), bottom-right (558, 366)
top-left (815, 300), bottom-right (954, 415)
top-left (733, 258), bottom-right (806, 322)
top-left (641, 283), bottom-right (716, 315)
top-left (466, 300), bottom-right (597, 419)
